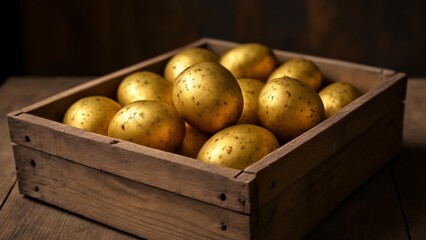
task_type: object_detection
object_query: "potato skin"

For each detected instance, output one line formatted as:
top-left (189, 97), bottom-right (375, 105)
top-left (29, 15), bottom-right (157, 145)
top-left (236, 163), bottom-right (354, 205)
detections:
top-left (267, 58), bottom-right (323, 91)
top-left (164, 47), bottom-right (219, 83)
top-left (219, 43), bottom-right (277, 81)
top-left (319, 81), bottom-right (361, 118)
top-left (63, 96), bottom-right (121, 136)
top-left (173, 61), bottom-right (243, 133)
top-left (176, 124), bottom-right (211, 158)
top-left (236, 78), bottom-right (265, 125)
top-left (117, 71), bottom-right (173, 107)
top-left (258, 76), bottom-right (325, 141)
top-left (107, 100), bottom-right (185, 152)
top-left (197, 124), bottom-right (279, 170)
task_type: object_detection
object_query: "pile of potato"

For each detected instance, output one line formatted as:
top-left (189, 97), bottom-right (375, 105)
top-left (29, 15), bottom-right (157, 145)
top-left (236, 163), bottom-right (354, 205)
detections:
top-left (63, 43), bottom-right (361, 170)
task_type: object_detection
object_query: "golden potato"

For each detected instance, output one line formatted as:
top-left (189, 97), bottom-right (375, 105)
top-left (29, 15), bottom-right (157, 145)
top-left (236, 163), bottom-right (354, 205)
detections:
top-left (236, 78), bottom-right (265, 125)
top-left (267, 58), bottom-right (323, 91)
top-left (107, 100), bottom-right (185, 152)
top-left (197, 124), bottom-right (280, 170)
top-left (176, 124), bottom-right (211, 158)
top-left (63, 96), bottom-right (121, 136)
top-left (164, 47), bottom-right (219, 83)
top-left (319, 81), bottom-right (362, 118)
top-left (258, 76), bottom-right (325, 141)
top-left (219, 43), bottom-right (277, 81)
top-left (117, 71), bottom-right (173, 107)
top-left (173, 61), bottom-right (243, 133)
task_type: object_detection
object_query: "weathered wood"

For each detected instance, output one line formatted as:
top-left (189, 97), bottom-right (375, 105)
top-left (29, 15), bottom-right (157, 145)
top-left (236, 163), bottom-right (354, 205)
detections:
top-left (13, 144), bottom-right (251, 240)
top-left (206, 38), bottom-right (395, 91)
top-left (8, 113), bottom-right (254, 213)
top-left (19, 1), bottom-right (426, 78)
top-left (19, 38), bottom-right (397, 122)
top-left (243, 73), bottom-right (407, 208)
top-left (19, 39), bottom-right (207, 122)
top-left (10, 38), bottom-right (406, 215)
top-left (304, 165), bottom-right (409, 240)
top-left (252, 103), bottom-right (404, 240)
top-left (5, 39), bottom-right (409, 239)
top-left (401, 79), bottom-right (426, 148)
top-left (0, 183), bottom-right (138, 240)
top-left (392, 148), bottom-right (426, 240)
top-left (392, 79), bottom-right (426, 240)
top-left (0, 77), bottom-right (92, 208)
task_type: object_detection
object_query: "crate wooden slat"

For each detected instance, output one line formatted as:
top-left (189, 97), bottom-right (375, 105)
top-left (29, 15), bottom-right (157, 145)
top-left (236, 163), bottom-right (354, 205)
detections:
top-left (13, 144), bottom-right (251, 240)
top-left (252, 102), bottom-right (404, 239)
top-left (8, 113), bottom-right (255, 213)
top-left (8, 38), bottom-right (407, 240)
top-left (244, 72), bottom-right (406, 207)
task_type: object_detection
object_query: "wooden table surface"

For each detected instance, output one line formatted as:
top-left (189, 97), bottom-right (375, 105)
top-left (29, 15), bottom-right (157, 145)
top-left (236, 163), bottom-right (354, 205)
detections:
top-left (0, 76), bottom-right (425, 239)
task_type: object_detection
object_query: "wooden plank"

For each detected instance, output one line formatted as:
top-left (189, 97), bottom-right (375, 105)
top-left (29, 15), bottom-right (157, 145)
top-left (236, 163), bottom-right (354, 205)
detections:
top-left (19, 1), bottom-right (426, 78)
top-left (272, 48), bottom-right (395, 93)
top-left (5, 39), bottom-right (403, 213)
top-left (18, 39), bottom-right (209, 122)
top-left (204, 38), bottom-right (395, 92)
top-left (8, 112), bottom-right (254, 213)
top-left (0, 77), bottom-right (92, 208)
top-left (392, 79), bottom-right (426, 240)
top-left (0, 183), bottom-right (137, 240)
top-left (13, 145), bottom-right (251, 240)
top-left (401, 79), bottom-right (426, 148)
top-left (242, 73), bottom-right (406, 208)
top-left (252, 102), bottom-right (404, 240)
top-left (23, 38), bottom-right (394, 122)
top-left (304, 165), bottom-right (409, 240)
top-left (392, 148), bottom-right (426, 240)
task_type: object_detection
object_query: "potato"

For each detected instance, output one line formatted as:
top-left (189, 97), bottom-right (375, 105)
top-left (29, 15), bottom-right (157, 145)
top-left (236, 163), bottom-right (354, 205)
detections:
top-left (319, 81), bottom-right (362, 118)
top-left (63, 96), bottom-right (121, 136)
top-left (267, 58), bottom-right (323, 91)
top-left (164, 47), bottom-right (219, 83)
top-left (219, 43), bottom-right (277, 81)
top-left (197, 124), bottom-right (279, 170)
top-left (176, 124), bottom-right (211, 158)
top-left (173, 61), bottom-right (243, 133)
top-left (258, 76), bottom-right (325, 141)
top-left (107, 100), bottom-right (185, 152)
top-left (236, 78), bottom-right (265, 125)
top-left (117, 71), bottom-right (173, 107)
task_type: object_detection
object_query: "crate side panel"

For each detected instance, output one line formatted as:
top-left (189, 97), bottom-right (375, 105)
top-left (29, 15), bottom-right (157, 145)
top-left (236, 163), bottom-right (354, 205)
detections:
top-left (20, 38), bottom-right (394, 122)
top-left (25, 61), bottom-right (168, 122)
top-left (8, 113), bottom-right (255, 214)
top-left (271, 49), bottom-right (395, 93)
top-left (13, 145), bottom-right (251, 240)
top-left (204, 38), bottom-right (392, 93)
top-left (246, 73), bottom-right (407, 207)
top-left (22, 39), bottom-right (211, 122)
top-left (275, 51), bottom-right (394, 93)
top-left (252, 103), bottom-right (404, 240)
top-left (204, 38), bottom-right (239, 56)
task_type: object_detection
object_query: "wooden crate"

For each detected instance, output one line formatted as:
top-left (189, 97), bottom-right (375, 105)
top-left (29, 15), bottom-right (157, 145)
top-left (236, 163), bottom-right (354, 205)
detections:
top-left (8, 38), bottom-right (407, 240)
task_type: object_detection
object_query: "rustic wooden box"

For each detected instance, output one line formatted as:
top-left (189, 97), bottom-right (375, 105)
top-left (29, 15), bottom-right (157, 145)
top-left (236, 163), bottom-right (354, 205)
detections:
top-left (8, 38), bottom-right (407, 240)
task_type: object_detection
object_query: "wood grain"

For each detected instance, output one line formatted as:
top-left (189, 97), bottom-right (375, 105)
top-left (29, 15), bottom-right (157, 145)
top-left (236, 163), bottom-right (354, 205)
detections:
top-left (8, 113), bottom-right (254, 214)
top-left (0, 183), bottom-right (138, 240)
top-left (2, 77), bottom-right (423, 240)
top-left (304, 165), bottom-right (409, 240)
top-left (0, 77), bottom-right (92, 208)
top-left (13, 145), bottom-right (250, 240)
top-left (392, 79), bottom-right (426, 240)
top-left (252, 103), bottom-right (404, 240)
top-left (245, 73), bottom-right (406, 208)
top-left (18, 1), bottom-right (426, 77)
top-left (7, 39), bottom-right (407, 215)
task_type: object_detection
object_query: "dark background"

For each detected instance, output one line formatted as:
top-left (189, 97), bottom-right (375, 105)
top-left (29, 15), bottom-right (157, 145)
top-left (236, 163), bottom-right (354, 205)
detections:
top-left (1, 0), bottom-right (425, 86)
